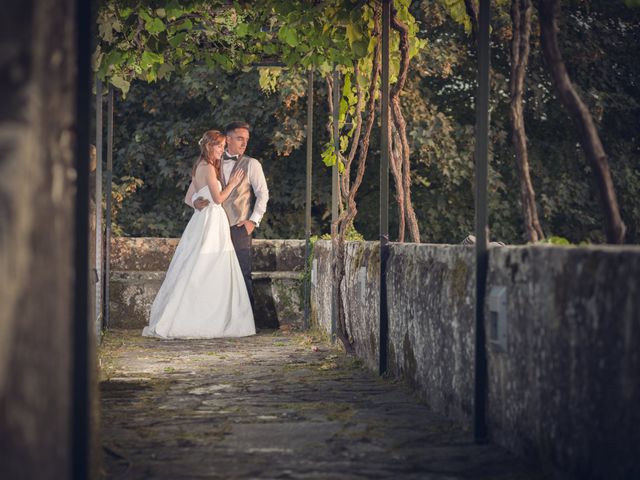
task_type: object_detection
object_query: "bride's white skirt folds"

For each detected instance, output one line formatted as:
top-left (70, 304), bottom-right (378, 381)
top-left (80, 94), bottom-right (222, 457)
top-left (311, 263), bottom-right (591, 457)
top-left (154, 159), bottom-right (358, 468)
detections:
top-left (142, 186), bottom-right (255, 339)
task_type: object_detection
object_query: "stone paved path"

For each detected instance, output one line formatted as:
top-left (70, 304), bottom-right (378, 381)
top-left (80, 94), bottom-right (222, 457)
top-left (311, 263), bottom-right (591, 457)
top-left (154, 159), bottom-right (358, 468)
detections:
top-left (100, 329), bottom-right (547, 480)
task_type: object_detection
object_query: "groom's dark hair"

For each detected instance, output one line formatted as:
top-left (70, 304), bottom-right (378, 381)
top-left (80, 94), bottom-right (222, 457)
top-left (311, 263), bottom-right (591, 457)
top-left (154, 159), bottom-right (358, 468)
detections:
top-left (224, 121), bottom-right (251, 135)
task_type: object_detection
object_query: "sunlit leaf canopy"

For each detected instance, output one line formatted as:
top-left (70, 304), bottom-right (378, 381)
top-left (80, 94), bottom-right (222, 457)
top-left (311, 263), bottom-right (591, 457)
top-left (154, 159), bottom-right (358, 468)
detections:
top-left (95, 0), bottom-right (425, 97)
top-left (95, 0), bottom-right (429, 171)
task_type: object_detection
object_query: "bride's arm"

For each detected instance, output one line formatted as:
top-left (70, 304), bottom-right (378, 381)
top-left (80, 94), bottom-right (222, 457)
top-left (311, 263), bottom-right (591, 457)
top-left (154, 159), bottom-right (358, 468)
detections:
top-left (204, 165), bottom-right (244, 205)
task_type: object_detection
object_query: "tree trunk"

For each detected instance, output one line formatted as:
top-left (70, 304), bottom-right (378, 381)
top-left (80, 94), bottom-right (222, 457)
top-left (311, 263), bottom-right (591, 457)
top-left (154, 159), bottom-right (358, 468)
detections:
top-left (389, 125), bottom-right (406, 242)
top-left (390, 1), bottom-right (421, 243)
top-left (538, 0), bottom-right (626, 243)
top-left (341, 64), bottom-right (364, 207)
top-left (510, 0), bottom-right (544, 242)
top-left (330, 3), bottom-right (382, 354)
top-left (464, 0), bottom-right (479, 41)
top-left (325, 74), bottom-right (344, 215)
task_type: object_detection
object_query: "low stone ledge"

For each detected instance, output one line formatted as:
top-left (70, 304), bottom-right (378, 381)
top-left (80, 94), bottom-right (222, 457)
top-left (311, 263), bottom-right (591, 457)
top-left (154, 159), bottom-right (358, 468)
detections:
top-left (108, 238), bottom-right (307, 331)
top-left (110, 271), bottom-right (166, 282)
top-left (252, 271), bottom-right (302, 280)
top-left (109, 269), bottom-right (304, 330)
top-left (110, 237), bottom-right (306, 272)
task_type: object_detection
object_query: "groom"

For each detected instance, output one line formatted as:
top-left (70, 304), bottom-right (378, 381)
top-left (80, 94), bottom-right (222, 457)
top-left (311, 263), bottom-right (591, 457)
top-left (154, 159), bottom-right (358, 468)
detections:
top-left (185, 121), bottom-right (269, 309)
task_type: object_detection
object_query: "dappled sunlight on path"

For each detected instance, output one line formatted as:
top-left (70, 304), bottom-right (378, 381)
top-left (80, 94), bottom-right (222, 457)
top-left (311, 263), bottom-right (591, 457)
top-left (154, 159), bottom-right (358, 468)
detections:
top-left (100, 329), bottom-right (546, 479)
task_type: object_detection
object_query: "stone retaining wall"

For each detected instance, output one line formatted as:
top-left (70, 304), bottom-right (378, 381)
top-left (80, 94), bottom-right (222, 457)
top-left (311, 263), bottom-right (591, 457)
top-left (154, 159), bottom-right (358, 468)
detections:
top-left (109, 238), bottom-right (306, 330)
top-left (311, 240), bottom-right (640, 480)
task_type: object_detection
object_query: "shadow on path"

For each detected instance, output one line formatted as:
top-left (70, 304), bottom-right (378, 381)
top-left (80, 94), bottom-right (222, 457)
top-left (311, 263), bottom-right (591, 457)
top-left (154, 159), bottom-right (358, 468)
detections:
top-left (100, 329), bottom-right (546, 479)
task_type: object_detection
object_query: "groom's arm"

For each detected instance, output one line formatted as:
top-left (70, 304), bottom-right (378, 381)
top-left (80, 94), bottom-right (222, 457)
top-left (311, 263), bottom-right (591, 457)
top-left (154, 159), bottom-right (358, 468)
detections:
top-left (185, 180), bottom-right (210, 210)
top-left (248, 159), bottom-right (269, 227)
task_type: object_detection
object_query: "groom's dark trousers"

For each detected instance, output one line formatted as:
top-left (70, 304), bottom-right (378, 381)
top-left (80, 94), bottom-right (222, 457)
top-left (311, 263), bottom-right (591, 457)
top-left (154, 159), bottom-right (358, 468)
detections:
top-left (230, 225), bottom-right (254, 309)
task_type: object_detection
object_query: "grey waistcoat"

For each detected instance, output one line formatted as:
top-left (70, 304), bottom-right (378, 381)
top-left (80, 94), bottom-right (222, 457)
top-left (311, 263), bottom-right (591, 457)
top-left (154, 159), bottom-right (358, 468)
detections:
top-left (221, 155), bottom-right (254, 226)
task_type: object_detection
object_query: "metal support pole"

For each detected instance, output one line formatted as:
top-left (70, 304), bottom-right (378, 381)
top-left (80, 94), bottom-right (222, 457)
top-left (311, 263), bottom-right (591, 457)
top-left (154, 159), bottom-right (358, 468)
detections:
top-left (104, 86), bottom-right (114, 329)
top-left (72, 1), bottom-right (92, 477)
top-left (304, 69), bottom-right (314, 330)
top-left (474, 0), bottom-right (490, 444)
top-left (379, 0), bottom-right (391, 376)
top-left (331, 68), bottom-right (340, 342)
top-left (95, 78), bottom-right (103, 338)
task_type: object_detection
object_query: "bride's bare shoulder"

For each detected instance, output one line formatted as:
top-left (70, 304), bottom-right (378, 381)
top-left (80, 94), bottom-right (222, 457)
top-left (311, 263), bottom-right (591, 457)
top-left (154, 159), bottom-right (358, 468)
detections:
top-left (195, 162), bottom-right (217, 177)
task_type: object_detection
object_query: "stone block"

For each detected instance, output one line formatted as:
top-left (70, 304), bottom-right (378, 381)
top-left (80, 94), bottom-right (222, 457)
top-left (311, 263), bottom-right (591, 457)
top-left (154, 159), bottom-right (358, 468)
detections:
top-left (110, 237), bottom-right (179, 271)
top-left (253, 272), bottom-right (304, 329)
top-left (486, 246), bottom-right (640, 479)
top-left (108, 271), bottom-right (165, 328)
top-left (252, 239), bottom-right (306, 272)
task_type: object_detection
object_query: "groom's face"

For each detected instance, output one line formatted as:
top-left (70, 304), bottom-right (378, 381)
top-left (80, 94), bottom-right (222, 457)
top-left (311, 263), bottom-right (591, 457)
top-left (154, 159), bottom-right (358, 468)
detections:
top-left (226, 128), bottom-right (249, 156)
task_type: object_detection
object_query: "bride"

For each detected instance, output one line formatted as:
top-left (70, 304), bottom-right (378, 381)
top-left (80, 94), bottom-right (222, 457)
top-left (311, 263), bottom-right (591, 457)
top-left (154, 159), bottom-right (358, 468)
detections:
top-left (142, 130), bottom-right (256, 339)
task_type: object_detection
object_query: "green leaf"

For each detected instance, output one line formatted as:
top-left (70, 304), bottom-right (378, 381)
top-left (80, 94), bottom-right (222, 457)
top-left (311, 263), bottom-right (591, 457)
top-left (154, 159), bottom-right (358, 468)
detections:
top-left (146, 68), bottom-right (158, 83)
top-left (258, 68), bottom-right (281, 93)
top-left (539, 236), bottom-right (572, 246)
top-left (319, 61), bottom-right (332, 75)
top-left (339, 98), bottom-right (348, 118)
top-left (340, 135), bottom-right (349, 152)
top-left (169, 32), bottom-right (187, 48)
top-left (165, 2), bottom-right (187, 21)
top-left (441, 0), bottom-right (472, 34)
top-left (343, 71), bottom-right (352, 94)
top-left (277, 26), bottom-right (298, 47)
top-left (174, 19), bottom-right (193, 32)
top-left (98, 16), bottom-right (117, 43)
top-left (141, 50), bottom-right (164, 70)
top-left (157, 62), bottom-right (174, 79)
top-left (101, 49), bottom-right (126, 75)
top-left (146, 17), bottom-right (166, 35)
top-left (345, 23), bottom-right (363, 46)
top-left (236, 23), bottom-right (249, 37)
top-left (321, 143), bottom-right (336, 167)
top-left (110, 75), bottom-right (130, 96)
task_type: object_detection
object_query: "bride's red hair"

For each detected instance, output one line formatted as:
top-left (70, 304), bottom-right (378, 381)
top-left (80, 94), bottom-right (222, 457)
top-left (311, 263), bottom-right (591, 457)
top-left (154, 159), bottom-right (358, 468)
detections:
top-left (192, 130), bottom-right (225, 180)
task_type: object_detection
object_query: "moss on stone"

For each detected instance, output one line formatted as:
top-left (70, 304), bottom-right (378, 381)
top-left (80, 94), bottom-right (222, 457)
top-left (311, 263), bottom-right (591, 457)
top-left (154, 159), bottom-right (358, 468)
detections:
top-left (450, 256), bottom-right (469, 303)
top-left (402, 332), bottom-right (418, 389)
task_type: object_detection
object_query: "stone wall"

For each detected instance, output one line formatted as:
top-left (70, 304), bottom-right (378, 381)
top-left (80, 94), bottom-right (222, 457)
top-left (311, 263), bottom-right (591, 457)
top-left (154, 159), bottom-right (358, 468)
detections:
top-left (109, 238), bottom-right (306, 329)
top-left (311, 240), bottom-right (640, 479)
top-left (0, 0), bottom-right (92, 478)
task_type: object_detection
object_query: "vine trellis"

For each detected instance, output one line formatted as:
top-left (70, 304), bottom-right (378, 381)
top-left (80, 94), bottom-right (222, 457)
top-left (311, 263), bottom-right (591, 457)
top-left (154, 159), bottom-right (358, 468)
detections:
top-left (95, 0), bottom-right (428, 355)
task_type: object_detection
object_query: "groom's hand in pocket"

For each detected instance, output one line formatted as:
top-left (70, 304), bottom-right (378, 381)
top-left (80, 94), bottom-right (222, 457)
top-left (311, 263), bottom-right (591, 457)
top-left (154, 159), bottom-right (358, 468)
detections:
top-left (237, 220), bottom-right (256, 235)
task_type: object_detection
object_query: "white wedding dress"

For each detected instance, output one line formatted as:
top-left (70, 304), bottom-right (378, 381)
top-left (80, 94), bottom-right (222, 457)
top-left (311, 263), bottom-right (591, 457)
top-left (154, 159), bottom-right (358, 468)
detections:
top-left (142, 184), bottom-right (255, 339)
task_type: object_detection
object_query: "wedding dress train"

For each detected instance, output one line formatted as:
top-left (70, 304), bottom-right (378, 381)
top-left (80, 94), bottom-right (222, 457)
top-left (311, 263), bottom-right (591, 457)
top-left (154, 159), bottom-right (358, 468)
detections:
top-left (142, 184), bottom-right (255, 338)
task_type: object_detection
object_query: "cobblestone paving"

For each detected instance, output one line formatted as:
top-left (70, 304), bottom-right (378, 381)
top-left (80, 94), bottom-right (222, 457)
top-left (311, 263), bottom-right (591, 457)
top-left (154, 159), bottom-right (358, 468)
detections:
top-left (100, 329), bottom-right (547, 480)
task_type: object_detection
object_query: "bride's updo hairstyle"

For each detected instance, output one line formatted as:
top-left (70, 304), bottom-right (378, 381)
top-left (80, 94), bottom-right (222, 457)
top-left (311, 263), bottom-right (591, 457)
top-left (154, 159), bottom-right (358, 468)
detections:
top-left (192, 129), bottom-right (225, 179)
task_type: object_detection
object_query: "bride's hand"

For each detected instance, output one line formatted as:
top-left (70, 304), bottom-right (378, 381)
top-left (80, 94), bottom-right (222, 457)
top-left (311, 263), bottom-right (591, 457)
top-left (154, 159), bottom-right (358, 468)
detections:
top-left (228, 169), bottom-right (245, 187)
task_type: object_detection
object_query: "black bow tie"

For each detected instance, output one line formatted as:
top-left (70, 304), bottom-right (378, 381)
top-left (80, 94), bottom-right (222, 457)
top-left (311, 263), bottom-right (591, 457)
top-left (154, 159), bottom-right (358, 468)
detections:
top-left (223, 153), bottom-right (239, 161)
